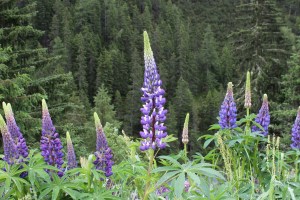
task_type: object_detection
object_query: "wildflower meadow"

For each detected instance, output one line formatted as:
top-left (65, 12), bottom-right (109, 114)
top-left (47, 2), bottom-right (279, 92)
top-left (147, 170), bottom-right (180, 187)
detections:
top-left (1, 31), bottom-right (300, 200)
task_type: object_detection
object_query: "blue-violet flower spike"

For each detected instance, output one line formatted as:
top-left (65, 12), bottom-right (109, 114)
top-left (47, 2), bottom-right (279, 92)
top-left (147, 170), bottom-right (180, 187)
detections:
top-left (0, 114), bottom-right (19, 165)
top-left (93, 112), bottom-right (113, 177)
top-left (40, 99), bottom-right (64, 177)
top-left (291, 106), bottom-right (300, 149)
top-left (219, 82), bottom-right (237, 129)
top-left (3, 102), bottom-right (29, 159)
top-left (140, 31), bottom-right (168, 151)
top-left (66, 131), bottom-right (77, 169)
top-left (252, 94), bottom-right (270, 136)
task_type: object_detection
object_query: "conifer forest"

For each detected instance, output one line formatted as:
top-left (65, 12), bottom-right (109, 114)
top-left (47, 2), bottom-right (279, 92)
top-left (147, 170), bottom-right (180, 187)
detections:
top-left (2, 0), bottom-right (300, 199)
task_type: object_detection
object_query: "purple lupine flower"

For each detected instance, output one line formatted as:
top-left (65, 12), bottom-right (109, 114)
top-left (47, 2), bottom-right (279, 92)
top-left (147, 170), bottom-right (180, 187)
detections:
top-left (184, 180), bottom-right (190, 192)
top-left (156, 186), bottom-right (169, 199)
top-left (0, 114), bottom-right (19, 165)
top-left (66, 131), bottom-right (77, 169)
top-left (219, 82), bottom-right (237, 129)
top-left (140, 31), bottom-right (168, 151)
top-left (3, 103), bottom-right (28, 159)
top-left (40, 99), bottom-right (64, 177)
top-left (291, 106), bottom-right (300, 149)
top-left (252, 94), bottom-right (270, 136)
top-left (93, 112), bottom-right (113, 177)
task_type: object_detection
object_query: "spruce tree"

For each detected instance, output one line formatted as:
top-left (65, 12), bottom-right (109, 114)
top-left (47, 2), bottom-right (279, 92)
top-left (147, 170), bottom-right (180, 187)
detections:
top-left (124, 48), bottom-right (143, 136)
top-left (232, 0), bottom-right (290, 99)
top-left (0, 0), bottom-right (48, 145)
top-left (200, 24), bottom-right (220, 91)
top-left (94, 85), bottom-right (121, 129)
top-left (173, 77), bottom-right (194, 145)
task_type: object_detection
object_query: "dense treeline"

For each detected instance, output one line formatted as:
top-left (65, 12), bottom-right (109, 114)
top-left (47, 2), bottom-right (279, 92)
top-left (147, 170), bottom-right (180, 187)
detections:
top-left (1, 0), bottom-right (300, 156)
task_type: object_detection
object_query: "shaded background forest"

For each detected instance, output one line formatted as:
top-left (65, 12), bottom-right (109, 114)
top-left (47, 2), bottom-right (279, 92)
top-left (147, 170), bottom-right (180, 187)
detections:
top-left (1, 0), bottom-right (300, 157)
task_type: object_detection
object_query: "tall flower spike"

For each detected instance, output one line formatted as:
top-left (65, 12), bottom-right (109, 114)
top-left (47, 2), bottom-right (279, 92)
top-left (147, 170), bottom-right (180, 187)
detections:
top-left (252, 94), bottom-right (270, 136)
top-left (40, 99), bottom-right (64, 177)
top-left (3, 103), bottom-right (28, 159)
top-left (140, 31), bottom-right (168, 151)
top-left (291, 106), bottom-right (300, 149)
top-left (66, 132), bottom-right (77, 169)
top-left (93, 112), bottom-right (113, 177)
top-left (182, 113), bottom-right (189, 144)
top-left (219, 82), bottom-right (237, 129)
top-left (244, 71), bottom-right (251, 109)
top-left (0, 114), bottom-right (19, 165)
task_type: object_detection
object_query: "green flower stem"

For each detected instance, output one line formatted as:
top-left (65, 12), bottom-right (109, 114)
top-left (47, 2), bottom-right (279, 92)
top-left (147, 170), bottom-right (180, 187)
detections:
top-left (143, 149), bottom-right (155, 200)
top-left (184, 144), bottom-right (188, 163)
top-left (246, 108), bottom-right (250, 134)
top-left (295, 154), bottom-right (299, 182)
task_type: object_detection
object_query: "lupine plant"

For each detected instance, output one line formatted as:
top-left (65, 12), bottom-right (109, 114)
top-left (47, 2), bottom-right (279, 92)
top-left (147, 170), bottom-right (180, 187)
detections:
top-left (1, 32), bottom-right (300, 200)
top-left (40, 99), bottom-right (64, 177)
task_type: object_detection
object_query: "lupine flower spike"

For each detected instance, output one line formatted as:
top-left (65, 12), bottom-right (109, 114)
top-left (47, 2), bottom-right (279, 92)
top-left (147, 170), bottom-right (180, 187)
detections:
top-left (93, 112), bottom-right (113, 177)
top-left (291, 106), bottom-right (300, 149)
top-left (3, 102), bottom-right (28, 159)
top-left (66, 131), bottom-right (77, 169)
top-left (244, 71), bottom-right (251, 109)
top-left (0, 114), bottom-right (19, 165)
top-left (219, 82), bottom-right (237, 129)
top-left (140, 31), bottom-right (168, 151)
top-left (182, 113), bottom-right (189, 144)
top-left (252, 94), bottom-right (270, 136)
top-left (40, 99), bottom-right (64, 177)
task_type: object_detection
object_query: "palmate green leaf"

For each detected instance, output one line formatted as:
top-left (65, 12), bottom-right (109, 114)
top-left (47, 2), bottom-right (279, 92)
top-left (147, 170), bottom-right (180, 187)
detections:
top-left (151, 166), bottom-right (179, 173)
top-left (163, 134), bottom-right (178, 143)
top-left (252, 121), bottom-right (265, 132)
top-left (158, 156), bottom-right (182, 167)
top-left (208, 124), bottom-right (221, 131)
top-left (63, 188), bottom-right (82, 199)
top-left (52, 186), bottom-right (60, 200)
top-left (34, 169), bottom-right (51, 182)
top-left (187, 172), bottom-right (201, 185)
top-left (39, 187), bottom-right (53, 200)
top-left (156, 171), bottom-right (180, 187)
top-left (203, 137), bottom-right (215, 149)
top-left (191, 167), bottom-right (225, 180)
top-left (174, 172), bottom-right (185, 198)
top-left (227, 138), bottom-right (244, 147)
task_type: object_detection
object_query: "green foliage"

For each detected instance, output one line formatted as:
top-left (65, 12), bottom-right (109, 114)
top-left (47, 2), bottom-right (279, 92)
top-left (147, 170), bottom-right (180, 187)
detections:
top-left (94, 85), bottom-right (121, 129)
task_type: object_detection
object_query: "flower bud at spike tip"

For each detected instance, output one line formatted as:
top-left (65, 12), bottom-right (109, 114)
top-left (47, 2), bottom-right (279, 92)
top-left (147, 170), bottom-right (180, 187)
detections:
top-left (94, 112), bottom-right (102, 130)
top-left (252, 94), bottom-right (270, 136)
top-left (291, 106), bottom-right (300, 149)
top-left (182, 113), bottom-right (189, 144)
top-left (66, 131), bottom-right (77, 169)
top-left (140, 31), bottom-right (168, 151)
top-left (218, 82), bottom-right (237, 129)
top-left (93, 112), bottom-right (113, 177)
top-left (0, 114), bottom-right (19, 165)
top-left (3, 103), bottom-right (29, 159)
top-left (244, 71), bottom-right (251, 109)
top-left (40, 99), bottom-right (64, 177)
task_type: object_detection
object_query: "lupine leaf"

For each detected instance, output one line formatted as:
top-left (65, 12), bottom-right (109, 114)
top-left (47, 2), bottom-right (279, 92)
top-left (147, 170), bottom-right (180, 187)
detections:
top-left (158, 156), bottom-right (181, 167)
top-left (52, 186), bottom-right (60, 200)
top-left (174, 172), bottom-right (185, 198)
top-left (156, 171), bottom-right (180, 187)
